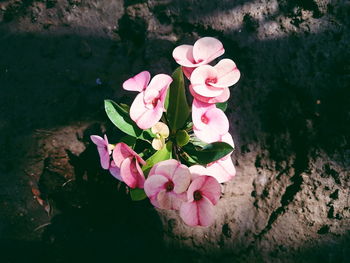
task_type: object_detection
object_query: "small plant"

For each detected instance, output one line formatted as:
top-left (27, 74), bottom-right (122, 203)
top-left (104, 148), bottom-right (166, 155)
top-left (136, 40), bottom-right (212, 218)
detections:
top-left (91, 37), bottom-right (240, 226)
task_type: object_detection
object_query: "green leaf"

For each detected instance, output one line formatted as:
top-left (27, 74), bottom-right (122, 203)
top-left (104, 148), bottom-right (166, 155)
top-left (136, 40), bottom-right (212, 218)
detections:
top-left (182, 142), bottom-right (234, 165)
top-left (142, 141), bottom-right (172, 176)
top-left (216, 102), bottom-right (227, 112)
top-left (130, 188), bottom-right (147, 201)
top-left (176, 130), bottom-right (190, 146)
top-left (119, 135), bottom-right (136, 147)
top-left (166, 67), bottom-right (190, 132)
top-left (119, 103), bottom-right (130, 112)
top-left (105, 99), bottom-right (142, 137)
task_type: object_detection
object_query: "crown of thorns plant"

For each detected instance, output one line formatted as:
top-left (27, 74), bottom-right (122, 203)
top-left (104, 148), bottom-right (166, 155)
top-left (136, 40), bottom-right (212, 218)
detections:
top-left (91, 37), bottom-right (240, 227)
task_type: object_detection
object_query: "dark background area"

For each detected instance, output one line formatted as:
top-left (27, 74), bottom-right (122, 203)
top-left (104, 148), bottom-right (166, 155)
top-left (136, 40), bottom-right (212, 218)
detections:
top-left (0, 0), bottom-right (349, 262)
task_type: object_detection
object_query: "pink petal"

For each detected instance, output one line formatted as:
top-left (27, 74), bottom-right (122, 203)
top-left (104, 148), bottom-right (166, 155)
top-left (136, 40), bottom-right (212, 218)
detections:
top-left (206, 156), bottom-right (236, 183)
top-left (192, 83), bottom-right (224, 98)
top-left (90, 135), bottom-right (106, 147)
top-left (157, 190), bottom-right (184, 210)
top-left (146, 74), bottom-right (173, 94)
top-left (189, 165), bottom-right (208, 180)
top-left (130, 92), bottom-right (164, 129)
top-left (109, 161), bottom-right (123, 181)
top-left (193, 125), bottom-right (221, 143)
top-left (212, 59), bottom-right (240, 88)
top-left (97, 147), bottom-right (110, 169)
top-left (172, 45), bottom-right (196, 67)
top-left (157, 189), bottom-right (172, 209)
top-left (172, 164), bottom-right (191, 194)
top-left (205, 107), bottom-right (229, 135)
top-left (179, 197), bottom-right (214, 227)
top-left (199, 176), bottom-right (221, 205)
top-left (189, 85), bottom-right (230, 104)
top-left (190, 65), bottom-right (217, 85)
top-left (144, 173), bottom-right (168, 199)
top-left (149, 159), bottom-right (179, 180)
top-left (143, 88), bottom-right (159, 105)
top-left (122, 71), bottom-right (150, 92)
top-left (113, 143), bottom-right (132, 167)
top-left (192, 99), bottom-right (215, 130)
top-left (120, 157), bottom-right (145, 189)
top-left (193, 37), bottom-right (225, 65)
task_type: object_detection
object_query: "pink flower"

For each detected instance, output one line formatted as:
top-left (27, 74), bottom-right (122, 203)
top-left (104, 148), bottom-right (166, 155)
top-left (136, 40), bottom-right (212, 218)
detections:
top-left (172, 37), bottom-right (225, 79)
top-left (206, 133), bottom-right (236, 183)
top-left (144, 159), bottom-right (191, 210)
top-left (190, 59), bottom-right (240, 103)
top-left (123, 71), bottom-right (172, 129)
top-left (192, 99), bottom-right (229, 143)
top-left (112, 143), bottom-right (146, 189)
top-left (90, 135), bottom-right (112, 169)
top-left (179, 176), bottom-right (221, 227)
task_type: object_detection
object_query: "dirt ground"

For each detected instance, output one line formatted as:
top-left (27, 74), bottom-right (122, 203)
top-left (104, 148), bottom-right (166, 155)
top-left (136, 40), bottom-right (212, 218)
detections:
top-left (0, 0), bottom-right (349, 262)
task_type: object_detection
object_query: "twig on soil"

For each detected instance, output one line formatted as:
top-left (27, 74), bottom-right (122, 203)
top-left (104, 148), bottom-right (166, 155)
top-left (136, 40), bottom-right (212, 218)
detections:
top-left (33, 222), bottom-right (51, 232)
top-left (62, 179), bottom-right (74, 187)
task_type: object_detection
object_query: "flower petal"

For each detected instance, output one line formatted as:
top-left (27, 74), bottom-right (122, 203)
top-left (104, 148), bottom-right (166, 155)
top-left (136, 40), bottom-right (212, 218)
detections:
top-left (90, 135), bottom-right (106, 147)
top-left (120, 157), bottom-right (145, 189)
top-left (109, 161), bottom-right (123, 181)
top-left (172, 164), bottom-right (191, 194)
top-left (189, 85), bottom-right (230, 104)
top-left (206, 156), bottom-right (236, 183)
top-left (122, 71), bottom-right (150, 92)
top-left (172, 45), bottom-right (196, 67)
top-left (192, 99), bottom-right (215, 130)
top-left (212, 59), bottom-right (240, 88)
top-left (113, 143), bottom-right (132, 167)
top-left (193, 125), bottom-right (221, 143)
top-left (97, 147), bottom-right (110, 169)
top-left (157, 189), bottom-right (172, 209)
top-left (151, 122), bottom-right (169, 138)
top-left (205, 107), bottom-right (229, 135)
top-left (191, 83), bottom-right (224, 98)
top-left (190, 65), bottom-right (217, 85)
top-left (146, 74), bottom-right (173, 95)
top-left (193, 37), bottom-right (225, 65)
top-left (179, 196), bottom-right (215, 227)
top-left (149, 159), bottom-right (179, 180)
top-left (199, 176), bottom-right (221, 205)
top-left (144, 173), bottom-right (168, 198)
top-left (152, 138), bottom-right (164, 151)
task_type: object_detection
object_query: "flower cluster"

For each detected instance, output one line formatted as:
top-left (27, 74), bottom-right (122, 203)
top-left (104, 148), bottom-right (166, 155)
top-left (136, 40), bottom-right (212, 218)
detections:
top-left (91, 37), bottom-right (240, 226)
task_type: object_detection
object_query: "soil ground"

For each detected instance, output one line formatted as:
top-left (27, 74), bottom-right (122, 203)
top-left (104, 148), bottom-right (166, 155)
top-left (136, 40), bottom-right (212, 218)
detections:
top-left (0, 0), bottom-right (349, 262)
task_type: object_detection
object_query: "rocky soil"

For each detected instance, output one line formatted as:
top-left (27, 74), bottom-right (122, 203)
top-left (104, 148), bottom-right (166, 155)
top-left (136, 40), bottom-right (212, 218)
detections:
top-left (0, 0), bottom-right (349, 262)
